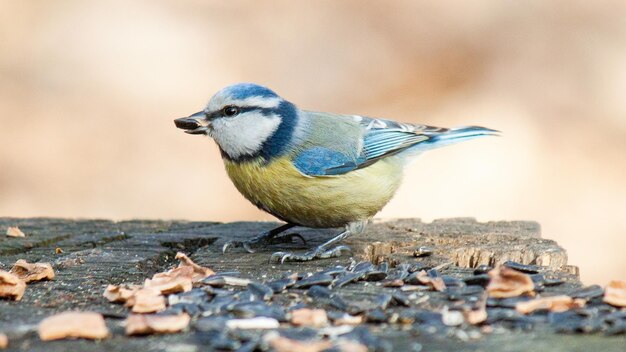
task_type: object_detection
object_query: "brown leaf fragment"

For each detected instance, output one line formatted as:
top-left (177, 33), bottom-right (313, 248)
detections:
top-left (126, 288), bottom-right (166, 313)
top-left (143, 267), bottom-right (193, 295)
top-left (175, 252), bottom-right (215, 282)
top-left (6, 226), bottom-right (25, 238)
top-left (486, 266), bottom-right (535, 298)
top-left (290, 308), bottom-right (328, 327)
top-left (125, 313), bottom-right (190, 335)
top-left (268, 335), bottom-right (333, 352)
top-left (415, 270), bottom-right (446, 292)
top-left (516, 295), bottom-right (585, 314)
top-left (38, 311), bottom-right (109, 341)
top-left (0, 333), bottom-right (7, 349)
top-left (10, 260), bottom-right (55, 283)
top-left (604, 280), bottom-right (626, 307)
top-left (0, 270), bottom-right (26, 301)
top-left (103, 284), bottom-right (140, 303)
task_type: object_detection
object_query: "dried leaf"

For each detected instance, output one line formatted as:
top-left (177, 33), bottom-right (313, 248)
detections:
top-left (126, 288), bottom-right (166, 313)
top-left (0, 333), bottom-right (7, 349)
top-left (38, 311), bottom-right (109, 341)
top-left (290, 308), bottom-right (328, 327)
top-left (415, 270), bottom-right (446, 292)
top-left (268, 335), bottom-right (333, 352)
top-left (0, 270), bottom-right (26, 301)
top-left (604, 280), bottom-right (626, 307)
top-left (6, 226), bottom-right (25, 238)
top-left (516, 295), bottom-right (585, 314)
top-left (486, 266), bottom-right (535, 298)
top-left (103, 284), bottom-right (140, 303)
top-left (10, 260), bottom-right (55, 283)
top-left (125, 313), bottom-right (190, 335)
top-left (175, 252), bottom-right (215, 282)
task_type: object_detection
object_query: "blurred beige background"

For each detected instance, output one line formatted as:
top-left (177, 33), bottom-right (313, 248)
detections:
top-left (1, 0), bottom-right (624, 284)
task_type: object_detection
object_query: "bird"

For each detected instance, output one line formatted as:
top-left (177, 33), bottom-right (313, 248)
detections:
top-left (174, 83), bottom-right (498, 263)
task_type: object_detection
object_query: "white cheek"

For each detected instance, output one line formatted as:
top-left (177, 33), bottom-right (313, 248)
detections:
top-left (211, 113), bottom-right (281, 158)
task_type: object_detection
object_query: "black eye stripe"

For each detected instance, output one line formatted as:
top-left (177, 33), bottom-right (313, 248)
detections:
top-left (207, 106), bottom-right (274, 120)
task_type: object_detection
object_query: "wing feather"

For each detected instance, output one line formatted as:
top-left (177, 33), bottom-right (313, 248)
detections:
top-left (293, 114), bottom-right (443, 176)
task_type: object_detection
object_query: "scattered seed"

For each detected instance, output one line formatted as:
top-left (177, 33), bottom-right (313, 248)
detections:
top-left (174, 252), bottom-right (215, 282)
top-left (226, 317), bottom-right (280, 330)
top-left (332, 272), bottom-right (364, 289)
top-left (248, 282), bottom-right (274, 301)
top-left (603, 280), bottom-right (626, 307)
top-left (0, 270), bottom-right (26, 301)
top-left (306, 285), bottom-right (333, 300)
top-left (569, 285), bottom-right (604, 300)
top-left (352, 261), bottom-right (375, 273)
top-left (413, 246), bottom-right (434, 257)
top-left (441, 307), bottom-right (464, 326)
top-left (294, 273), bottom-right (334, 289)
top-left (10, 260), bottom-right (55, 283)
top-left (473, 265), bottom-right (492, 275)
top-left (201, 275), bottom-right (227, 287)
top-left (391, 292), bottom-right (411, 307)
top-left (516, 295), bottom-right (585, 314)
top-left (6, 226), bottom-right (25, 238)
top-left (290, 308), bottom-right (328, 327)
top-left (126, 313), bottom-right (190, 335)
top-left (486, 266), bottom-right (534, 298)
top-left (265, 333), bottom-right (332, 352)
top-left (365, 308), bottom-right (387, 323)
top-left (104, 284), bottom-right (140, 303)
top-left (330, 313), bottom-right (363, 326)
top-left (364, 271), bottom-right (387, 282)
top-left (373, 294), bottom-right (393, 310)
top-left (502, 261), bottom-right (540, 274)
top-left (38, 311), bottom-right (109, 341)
top-left (127, 288), bottom-right (166, 313)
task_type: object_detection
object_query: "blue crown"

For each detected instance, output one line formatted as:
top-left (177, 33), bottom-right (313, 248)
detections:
top-left (223, 83), bottom-right (279, 100)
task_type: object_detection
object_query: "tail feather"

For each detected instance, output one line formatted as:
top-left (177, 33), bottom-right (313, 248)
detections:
top-left (426, 126), bottom-right (500, 147)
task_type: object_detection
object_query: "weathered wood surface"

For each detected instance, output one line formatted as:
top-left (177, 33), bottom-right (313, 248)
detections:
top-left (0, 218), bottom-right (623, 351)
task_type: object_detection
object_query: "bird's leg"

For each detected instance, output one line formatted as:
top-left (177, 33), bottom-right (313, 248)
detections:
top-left (222, 223), bottom-right (304, 254)
top-left (271, 221), bottom-right (368, 263)
top-left (270, 228), bottom-right (354, 263)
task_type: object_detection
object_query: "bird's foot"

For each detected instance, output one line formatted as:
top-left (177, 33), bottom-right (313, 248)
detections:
top-left (270, 245), bottom-right (352, 263)
top-left (223, 232), bottom-right (306, 254)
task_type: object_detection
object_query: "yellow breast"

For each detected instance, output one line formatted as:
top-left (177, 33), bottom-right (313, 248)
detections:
top-left (223, 156), bottom-right (403, 228)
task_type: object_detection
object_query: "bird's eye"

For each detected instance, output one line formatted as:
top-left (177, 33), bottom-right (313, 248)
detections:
top-left (222, 105), bottom-right (240, 117)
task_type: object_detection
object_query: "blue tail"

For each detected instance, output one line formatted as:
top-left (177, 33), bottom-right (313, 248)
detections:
top-left (427, 126), bottom-right (500, 148)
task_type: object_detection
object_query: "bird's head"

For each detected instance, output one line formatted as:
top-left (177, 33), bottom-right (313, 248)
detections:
top-left (175, 83), bottom-right (299, 160)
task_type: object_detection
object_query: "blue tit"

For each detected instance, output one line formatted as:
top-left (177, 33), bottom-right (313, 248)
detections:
top-left (174, 83), bottom-right (498, 262)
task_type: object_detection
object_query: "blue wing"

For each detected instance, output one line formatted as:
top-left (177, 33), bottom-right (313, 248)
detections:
top-left (293, 114), bottom-right (498, 177)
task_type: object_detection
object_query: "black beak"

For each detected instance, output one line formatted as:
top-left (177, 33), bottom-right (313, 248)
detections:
top-left (174, 111), bottom-right (209, 135)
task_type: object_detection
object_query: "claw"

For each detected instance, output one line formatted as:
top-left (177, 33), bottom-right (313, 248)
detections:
top-left (222, 242), bottom-right (234, 254)
top-left (270, 251), bottom-right (288, 263)
top-left (280, 253), bottom-right (292, 264)
top-left (242, 242), bottom-right (255, 253)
